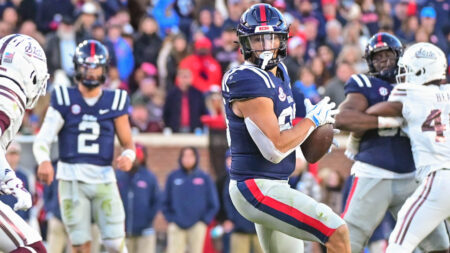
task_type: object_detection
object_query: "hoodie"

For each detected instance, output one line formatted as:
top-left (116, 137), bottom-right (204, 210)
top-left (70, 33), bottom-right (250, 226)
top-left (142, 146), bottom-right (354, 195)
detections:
top-left (162, 147), bottom-right (219, 228)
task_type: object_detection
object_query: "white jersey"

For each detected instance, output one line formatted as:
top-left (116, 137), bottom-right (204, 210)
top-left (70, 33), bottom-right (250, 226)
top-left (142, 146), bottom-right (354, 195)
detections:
top-left (0, 78), bottom-right (26, 151)
top-left (389, 83), bottom-right (450, 179)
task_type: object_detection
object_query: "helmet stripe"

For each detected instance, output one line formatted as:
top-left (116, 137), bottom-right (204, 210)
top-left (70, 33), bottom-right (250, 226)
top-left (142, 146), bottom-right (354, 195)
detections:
top-left (90, 41), bottom-right (95, 58)
top-left (0, 34), bottom-right (20, 65)
top-left (259, 5), bottom-right (267, 26)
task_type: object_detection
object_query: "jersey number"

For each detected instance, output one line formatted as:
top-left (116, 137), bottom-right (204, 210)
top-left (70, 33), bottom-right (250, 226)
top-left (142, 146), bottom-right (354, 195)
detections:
top-left (78, 121), bottom-right (100, 154)
top-left (422, 109), bottom-right (446, 142)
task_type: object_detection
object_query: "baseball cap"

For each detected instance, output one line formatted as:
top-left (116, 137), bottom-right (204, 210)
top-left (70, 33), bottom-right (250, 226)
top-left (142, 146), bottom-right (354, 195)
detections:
top-left (194, 37), bottom-right (212, 50)
top-left (420, 6), bottom-right (436, 19)
top-left (82, 2), bottom-right (97, 15)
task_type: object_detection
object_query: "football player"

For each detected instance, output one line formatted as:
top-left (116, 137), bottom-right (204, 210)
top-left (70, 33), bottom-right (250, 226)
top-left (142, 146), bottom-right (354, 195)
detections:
top-left (0, 34), bottom-right (48, 253)
top-left (335, 33), bottom-right (449, 252)
top-left (33, 40), bottom-right (134, 253)
top-left (366, 43), bottom-right (450, 253)
top-left (222, 4), bottom-right (350, 253)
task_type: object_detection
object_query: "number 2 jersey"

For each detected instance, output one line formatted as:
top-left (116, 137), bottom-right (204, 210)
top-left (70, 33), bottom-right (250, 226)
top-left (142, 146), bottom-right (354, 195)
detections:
top-left (35, 85), bottom-right (130, 183)
top-left (389, 83), bottom-right (450, 179)
top-left (345, 74), bottom-right (415, 175)
top-left (222, 62), bottom-right (296, 181)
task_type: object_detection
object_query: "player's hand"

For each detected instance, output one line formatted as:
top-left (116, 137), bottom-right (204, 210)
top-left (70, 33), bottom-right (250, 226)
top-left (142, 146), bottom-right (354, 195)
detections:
top-left (37, 161), bottom-right (54, 185)
top-left (5, 177), bottom-right (32, 211)
top-left (305, 97), bottom-right (338, 127)
top-left (0, 182), bottom-right (12, 195)
top-left (345, 133), bottom-right (361, 160)
top-left (116, 155), bottom-right (132, 172)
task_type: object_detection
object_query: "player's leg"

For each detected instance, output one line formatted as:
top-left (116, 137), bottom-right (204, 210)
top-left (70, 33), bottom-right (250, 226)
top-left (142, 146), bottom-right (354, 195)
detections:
top-left (255, 223), bottom-right (304, 253)
top-left (46, 217), bottom-right (68, 253)
top-left (92, 182), bottom-right (127, 253)
top-left (0, 202), bottom-right (45, 252)
top-left (341, 174), bottom-right (392, 252)
top-left (229, 179), bottom-right (349, 252)
top-left (58, 180), bottom-right (92, 253)
top-left (186, 221), bottom-right (207, 253)
top-left (166, 222), bottom-right (187, 253)
top-left (387, 171), bottom-right (450, 253)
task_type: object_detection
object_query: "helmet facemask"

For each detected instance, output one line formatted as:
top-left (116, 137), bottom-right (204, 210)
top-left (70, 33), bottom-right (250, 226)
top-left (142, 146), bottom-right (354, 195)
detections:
top-left (240, 33), bottom-right (287, 70)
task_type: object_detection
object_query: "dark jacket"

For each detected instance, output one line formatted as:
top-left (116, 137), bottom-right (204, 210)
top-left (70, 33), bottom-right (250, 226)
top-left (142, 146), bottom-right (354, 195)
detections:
top-left (163, 86), bottom-right (207, 133)
top-left (162, 149), bottom-right (219, 229)
top-left (116, 166), bottom-right (160, 236)
top-left (223, 178), bottom-right (256, 234)
top-left (133, 33), bottom-right (163, 66)
top-left (43, 163), bottom-right (61, 220)
top-left (0, 170), bottom-right (30, 221)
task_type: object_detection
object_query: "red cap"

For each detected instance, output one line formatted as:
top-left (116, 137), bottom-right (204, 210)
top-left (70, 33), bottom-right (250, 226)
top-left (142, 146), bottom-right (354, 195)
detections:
top-left (194, 37), bottom-right (212, 50)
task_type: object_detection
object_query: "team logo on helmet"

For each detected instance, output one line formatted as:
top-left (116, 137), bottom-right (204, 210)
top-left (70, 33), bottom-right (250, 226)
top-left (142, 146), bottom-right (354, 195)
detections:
top-left (4, 52), bottom-right (14, 63)
top-left (415, 48), bottom-right (437, 59)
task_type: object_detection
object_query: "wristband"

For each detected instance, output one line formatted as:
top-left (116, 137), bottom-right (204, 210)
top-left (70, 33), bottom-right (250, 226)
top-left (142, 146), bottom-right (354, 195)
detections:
top-left (121, 149), bottom-right (136, 163)
top-left (378, 116), bottom-right (403, 128)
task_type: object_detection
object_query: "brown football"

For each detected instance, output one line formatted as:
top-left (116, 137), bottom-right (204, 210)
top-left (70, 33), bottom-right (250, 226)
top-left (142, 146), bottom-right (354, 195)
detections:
top-left (301, 124), bottom-right (334, 163)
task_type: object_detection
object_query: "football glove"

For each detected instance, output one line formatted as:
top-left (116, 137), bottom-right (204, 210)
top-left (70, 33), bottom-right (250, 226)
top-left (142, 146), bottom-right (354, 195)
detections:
top-left (5, 177), bottom-right (32, 211)
top-left (305, 97), bottom-right (338, 127)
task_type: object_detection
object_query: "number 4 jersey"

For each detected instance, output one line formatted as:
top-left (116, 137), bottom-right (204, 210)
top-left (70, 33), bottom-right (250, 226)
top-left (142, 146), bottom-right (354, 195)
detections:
top-left (389, 83), bottom-right (450, 179)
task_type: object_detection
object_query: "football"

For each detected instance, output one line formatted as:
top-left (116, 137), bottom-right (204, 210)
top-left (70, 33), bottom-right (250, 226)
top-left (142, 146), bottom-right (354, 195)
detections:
top-left (301, 124), bottom-right (334, 163)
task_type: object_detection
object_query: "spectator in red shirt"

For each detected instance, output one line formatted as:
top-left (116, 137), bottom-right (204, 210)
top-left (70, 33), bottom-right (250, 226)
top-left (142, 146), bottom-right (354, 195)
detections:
top-left (179, 36), bottom-right (222, 93)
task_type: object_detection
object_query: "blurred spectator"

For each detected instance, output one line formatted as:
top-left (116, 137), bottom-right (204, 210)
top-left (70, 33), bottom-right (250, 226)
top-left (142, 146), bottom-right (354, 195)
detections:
top-left (2, 6), bottom-right (18, 30)
top-left (336, 45), bottom-right (367, 73)
top-left (430, 0), bottom-right (450, 32)
top-left (19, 20), bottom-right (46, 45)
top-left (152, 0), bottom-right (180, 39)
top-left (325, 19), bottom-right (343, 56)
top-left (42, 162), bottom-right (69, 253)
top-left (0, 20), bottom-right (13, 37)
top-left (179, 36), bottom-right (222, 93)
top-left (163, 66), bottom-right (208, 133)
top-left (209, 10), bottom-right (225, 47)
top-left (35, 0), bottom-right (74, 33)
top-left (342, 20), bottom-right (370, 53)
top-left (396, 15), bottom-right (419, 44)
top-left (318, 44), bottom-right (336, 75)
top-left (74, 2), bottom-right (99, 41)
top-left (131, 76), bottom-right (164, 132)
top-left (392, 0), bottom-right (410, 31)
top-left (116, 144), bottom-right (161, 253)
top-left (45, 16), bottom-right (78, 79)
top-left (134, 16), bottom-right (163, 66)
top-left (108, 24), bottom-right (135, 82)
top-left (159, 33), bottom-right (190, 92)
top-left (303, 17), bottom-right (321, 60)
top-left (292, 66), bottom-right (321, 104)
top-left (360, 0), bottom-right (379, 35)
top-left (162, 146), bottom-right (219, 253)
top-left (91, 22), bottom-right (117, 67)
top-left (318, 168), bottom-right (344, 214)
top-left (284, 36), bottom-right (307, 83)
top-left (323, 61), bottom-right (355, 106)
top-left (0, 142), bottom-right (30, 221)
top-left (121, 23), bottom-right (135, 50)
top-left (223, 150), bottom-right (263, 253)
top-left (415, 26), bottom-right (430, 43)
top-left (173, 0), bottom-right (196, 41)
top-left (213, 26), bottom-right (239, 72)
top-left (193, 8), bottom-right (214, 40)
top-left (201, 85), bottom-right (227, 181)
top-left (223, 0), bottom-right (243, 29)
top-left (292, 0), bottom-right (326, 42)
top-left (419, 6), bottom-right (447, 52)
top-left (310, 56), bottom-right (331, 87)
top-left (0, 0), bottom-right (14, 18)
top-left (321, 0), bottom-right (345, 23)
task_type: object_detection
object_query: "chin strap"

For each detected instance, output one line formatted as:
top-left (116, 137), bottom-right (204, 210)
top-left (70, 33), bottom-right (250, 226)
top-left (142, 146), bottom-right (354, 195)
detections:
top-left (259, 51), bottom-right (274, 70)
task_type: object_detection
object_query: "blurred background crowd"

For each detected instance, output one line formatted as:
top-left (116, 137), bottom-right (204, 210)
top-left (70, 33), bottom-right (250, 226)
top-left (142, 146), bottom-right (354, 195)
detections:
top-left (1, 0), bottom-right (450, 252)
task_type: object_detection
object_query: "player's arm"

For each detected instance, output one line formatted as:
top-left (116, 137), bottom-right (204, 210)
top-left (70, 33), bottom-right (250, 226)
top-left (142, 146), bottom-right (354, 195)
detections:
top-left (366, 101), bottom-right (403, 117)
top-left (232, 96), bottom-right (334, 163)
top-left (114, 114), bottom-right (135, 172)
top-left (33, 106), bottom-right (65, 185)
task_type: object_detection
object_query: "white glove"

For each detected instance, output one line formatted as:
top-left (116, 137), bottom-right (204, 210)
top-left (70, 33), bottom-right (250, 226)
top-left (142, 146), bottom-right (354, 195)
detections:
top-left (345, 134), bottom-right (361, 160)
top-left (378, 116), bottom-right (404, 128)
top-left (5, 177), bottom-right (32, 211)
top-left (0, 182), bottom-right (11, 195)
top-left (304, 97), bottom-right (338, 127)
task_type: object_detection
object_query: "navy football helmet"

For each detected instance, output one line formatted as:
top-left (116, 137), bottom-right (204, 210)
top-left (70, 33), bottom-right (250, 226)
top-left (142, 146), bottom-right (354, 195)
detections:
top-left (237, 3), bottom-right (289, 70)
top-left (364, 33), bottom-right (403, 82)
top-left (73, 40), bottom-right (109, 88)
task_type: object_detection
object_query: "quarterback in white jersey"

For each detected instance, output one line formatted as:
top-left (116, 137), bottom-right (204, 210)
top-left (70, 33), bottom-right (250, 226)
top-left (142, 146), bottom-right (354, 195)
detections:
top-left (0, 34), bottom-right (48, 252)
top-left (367, 42), bottom-right (450, 253)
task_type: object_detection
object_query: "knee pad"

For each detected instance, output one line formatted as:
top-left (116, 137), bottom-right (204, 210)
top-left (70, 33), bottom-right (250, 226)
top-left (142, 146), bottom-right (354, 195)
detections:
top-left (10, 241), bottom-right (47, 253)
top-left (103, 238), bottom-right (128, 253)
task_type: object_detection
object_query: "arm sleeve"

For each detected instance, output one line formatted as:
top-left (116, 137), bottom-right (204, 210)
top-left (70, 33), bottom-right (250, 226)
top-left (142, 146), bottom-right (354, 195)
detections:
top-left (203, 175), bottom-right (220, 224)
top-left (32, 106), bottom-right (64, 165)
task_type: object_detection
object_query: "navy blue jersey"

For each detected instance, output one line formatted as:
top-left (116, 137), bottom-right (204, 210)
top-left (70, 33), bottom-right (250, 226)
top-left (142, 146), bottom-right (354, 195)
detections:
top-left (344, 74), bottom-right (415, 173)
top-left (51, 86), bottom-right (130, 166)
top-left (222, 62), bottom-right (296, 181)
